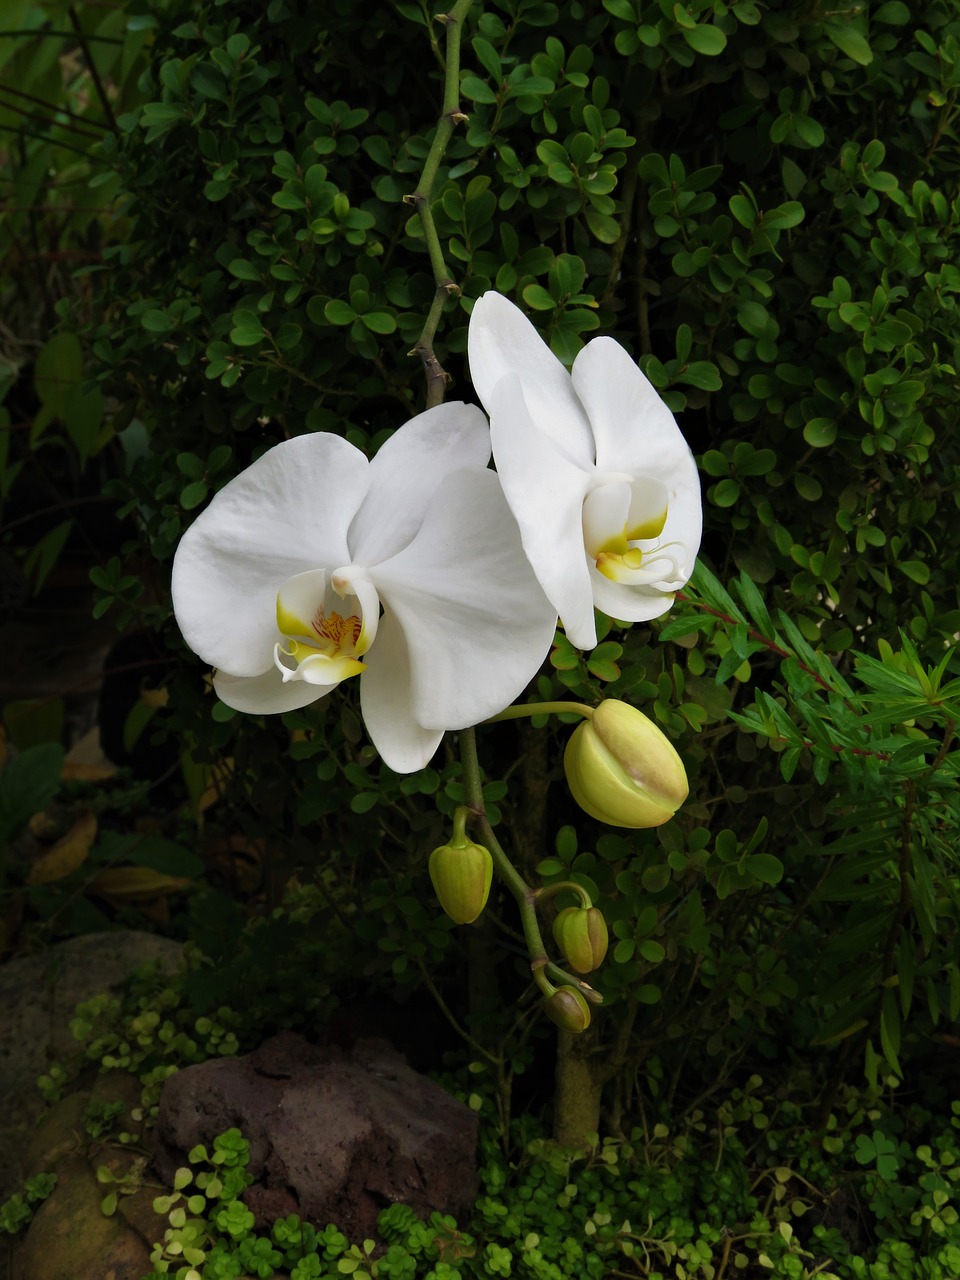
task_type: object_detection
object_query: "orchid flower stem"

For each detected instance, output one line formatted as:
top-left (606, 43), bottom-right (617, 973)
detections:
top-left (408, 0), bottom-right (474, 407)
top-left (459, 726), bottom-right (604, 1006)
top-left (458, 725), bottom-right (548, 968)
top-left (545, 963), bottom-right (603, 1004)
top-left (534, 880), bottom-right (592, 910)
top-left (485, 701), bottom-right (595, 724)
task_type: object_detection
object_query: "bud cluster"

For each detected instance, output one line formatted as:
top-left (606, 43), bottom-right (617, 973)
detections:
top-left (424, 699), bottom-right (686, 1036)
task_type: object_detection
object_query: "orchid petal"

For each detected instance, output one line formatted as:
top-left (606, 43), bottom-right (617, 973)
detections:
top-left (359, 609), bottom-right (445, 773)
top-left (571, 338), bottom-right (702, 569)
top-left (348, 402), bottom-right (491, 566)
top-left (213, 667), bottom-right (333, 715)
top-left (468, 293), bottom-right (594, 467)
top-left (172, 434), bottom-right (367, 676)
top-left (370, 466), bottom-right (558, 731)
top-left (487, 374), bottom-right (596, 649)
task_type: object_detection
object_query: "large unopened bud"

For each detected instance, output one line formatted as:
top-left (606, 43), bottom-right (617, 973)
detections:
top-left (564, 700), bottom-right (688, 829)
top-left (542, 985), bottom-right (592, 1034)
top-left (428, 812), bottom-right (493, 925)
top-left (553, 905), bottom-right (608, 974)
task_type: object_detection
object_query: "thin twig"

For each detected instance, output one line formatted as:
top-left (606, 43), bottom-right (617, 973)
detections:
top-left (67, 6), bottom-right (118, 131)
top-left (0, 79), bottom-right (109, 132)
top-left (406, 0), bottom-right (474, 407)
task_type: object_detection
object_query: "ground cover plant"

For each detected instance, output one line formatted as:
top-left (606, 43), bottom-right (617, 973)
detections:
top-left (1, 0), bottom-right (960, 1273)
top-left (3, 965), bottom-right (960, 1279)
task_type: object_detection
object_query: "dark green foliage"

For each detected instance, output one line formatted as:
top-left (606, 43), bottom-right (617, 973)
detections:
top-left (2, 0), bottom-right (960, 1118)
top-left (118, 1084), bottom-right (960, 1278)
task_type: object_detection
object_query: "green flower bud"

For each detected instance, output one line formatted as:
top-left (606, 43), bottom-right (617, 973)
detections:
top-left (542, 985), bottom-right (592, 1034)
top-left (563, 700), bottom-right (688, 829)
top-left (553, 905), bottom-right (609, 974)
top-left (429, 834), bottom-right (493, 925)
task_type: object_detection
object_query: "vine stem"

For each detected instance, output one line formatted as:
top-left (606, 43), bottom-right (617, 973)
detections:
top-left (405, 0), bottom-right (474, 407)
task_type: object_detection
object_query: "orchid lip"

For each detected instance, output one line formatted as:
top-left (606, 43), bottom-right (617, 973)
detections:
top-left (272, 566), bottom-right (380, 688)
top-left (595, 542), bottom-right (685, 586)
top-left (581, 474), bottom-right (673, 586)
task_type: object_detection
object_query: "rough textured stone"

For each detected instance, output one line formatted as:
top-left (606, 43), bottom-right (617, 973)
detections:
top-left (10, 1068), bottom-right (161, 1280)
top-left (153, 1031), bottom-right (478, 1240)
top-left (0, 931), bottom-right (182, 1206)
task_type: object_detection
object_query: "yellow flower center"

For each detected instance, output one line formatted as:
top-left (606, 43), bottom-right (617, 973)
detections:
top-left (311, 606), bottom-right (362, 652)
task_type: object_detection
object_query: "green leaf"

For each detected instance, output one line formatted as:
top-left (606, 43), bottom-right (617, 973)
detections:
top-left (761, 201), bottom-right (804, 230)
top-left (825, 24), bottom-right (872, 65)
top-left (229, 311), bottom-right (264, 346)
top-left (898, 560), bottom-right (930, 585)
top-left (683, 24), bottom-right (727, 56)
top-left (0, 743), bottom-right (64, 849)
top-left (729, 193), bottom-right (756, 228)
top-left (34, 332), bottom-right (82, 420)
top-left (359, 311), bottom-right (396, 335)
top-left (746, 853), bottom-right (783, 885)
top-left (472, 35), bottom-right (502, 80)
top-left (227, 259), bottom-right (261, 282)
top-left (803, 418), bottom-right (837, 448)
top-left (583, 207), bottom-right (621, 244)
top-left (324, 300), bottom-right (357, 325)
top-left (712, 478), bottom-right (741, 507)
top-left (680, 361), bottom-right (721, 391)
top-left (522, 284), bottom-right (556, 311)
top-left (141, 309), bottom-right (173, 332)
top-left (461, 75), bottom-right (497, 104)
top-left (23, 520), bottom-right (73, 594)
top-left (537, 857), bottom-right (567, 876)
top-left (874, 1), bottom-right (909, 21)
top-left (602, 0), bottom-right (636, 18)
top-left (180, 480), bottom-right (208, 510)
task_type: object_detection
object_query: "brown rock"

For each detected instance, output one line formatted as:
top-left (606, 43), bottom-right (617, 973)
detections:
top-left (153, 1031), bottom-right (478, 1240)
top-left (11, 1070), bottom-right (170, 1280)
top-left (23, 1072), bottom-right (144, 1178)
top-left (0, 930), bottom-right (182, 1202)
top-left (15, 1154), bottom-right (152, 1280)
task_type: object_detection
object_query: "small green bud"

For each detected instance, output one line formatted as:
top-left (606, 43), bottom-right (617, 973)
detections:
top-left (564, 700), bottom-right (688, 829)
top-left (429, 830), bottom-right (493, 925)
top-left (542, 985), bottom-right (591, 1034)
top-left (553, 905), bottom-right (608, 974)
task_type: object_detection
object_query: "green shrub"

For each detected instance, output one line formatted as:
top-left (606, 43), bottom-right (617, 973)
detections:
top-left (1, 0), bottom-right (958, 1130)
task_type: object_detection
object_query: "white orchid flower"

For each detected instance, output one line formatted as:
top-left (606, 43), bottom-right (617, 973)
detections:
top-left (468, 292), bottom-right (702, 652)
top-left (171, 403), bottom-right (558, 773)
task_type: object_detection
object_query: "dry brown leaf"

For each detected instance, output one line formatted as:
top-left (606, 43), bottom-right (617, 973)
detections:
top-left (62, 761), bottom-right (118, 783)
top-left (27, 810), bottom-right (98, 884)
top-left (63, 726), bottom-right (117, 781)
top-left (88, 866), bottom-right (192, 901)
top-left (141, 687), bottom-right (170, 709)
top-left (197, 758), bottom-right (235, 817)
top-left (28, 811), bottom-right (60, 839)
